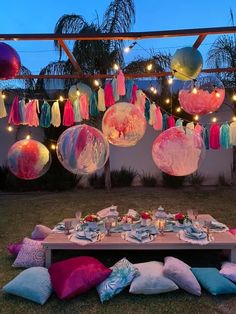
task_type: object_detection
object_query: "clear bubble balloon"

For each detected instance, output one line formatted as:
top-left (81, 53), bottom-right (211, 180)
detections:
top-left (0, 42), bottom-right (21, 80)
top-left (102, 102), bottom-right (147, 147)
top-left (178, 75), bottom-right (225, 115)
top-left (152, 127), bottom-right (205, 176)
top-left (171, 47), bottom-right (203, 81)
top-left (56, 124), bottom-right (109, 175)
top-left (7, 139), bottom-right (51, 180)
top-left (68, 82), bottom-right (92, 103)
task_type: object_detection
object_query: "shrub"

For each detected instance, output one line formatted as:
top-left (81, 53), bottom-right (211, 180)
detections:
top-left (162, 172), bottom-right (186, 189)
top-left (110, 167), bottom-right (137, 187)
top-left (187, 172), bottom-right (205, 187)
top-left (141, 173), bottom-right (157, 187)
top-left (89, 173), bottom-right (105, 189)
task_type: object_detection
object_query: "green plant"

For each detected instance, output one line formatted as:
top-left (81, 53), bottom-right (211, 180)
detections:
top-left (162, 172), bottom-right (186, 189)
top-left (111, 167), bottom-right (137, 187)
top-left (187, 172), bottom-right (205, 187)
top-left (218, 173), bottom-right (231, 186)
top-left (88, 173), bottom-right (105, 189)
top-left (141, 173), bottom-right (157, 187)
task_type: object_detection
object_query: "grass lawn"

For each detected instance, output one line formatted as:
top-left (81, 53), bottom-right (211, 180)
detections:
top-left (0, 187), bottom-right (236, 314)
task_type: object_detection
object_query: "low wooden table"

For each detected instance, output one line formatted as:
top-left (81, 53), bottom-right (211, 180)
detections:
top-left (42, 215), bottom-right (236, 267)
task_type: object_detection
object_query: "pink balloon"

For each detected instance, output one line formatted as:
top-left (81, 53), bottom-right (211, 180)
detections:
top-left (152, 127), bottom-right (205, 176)
top-left (102, 102), bottom-right (146, 147)
top-left (0, 42), bottom-right (21, 79)
top-left (178, 75), bottom-right (225, 115)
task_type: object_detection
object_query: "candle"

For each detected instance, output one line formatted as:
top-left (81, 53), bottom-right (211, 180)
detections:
top-left (156, 219), bottom-right (166, 235)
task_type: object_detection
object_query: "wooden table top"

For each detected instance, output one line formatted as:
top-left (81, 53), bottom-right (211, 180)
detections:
top-left (42, 214), bottom-right (236, 250)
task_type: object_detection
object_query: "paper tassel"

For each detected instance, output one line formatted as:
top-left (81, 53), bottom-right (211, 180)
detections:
top-left (19, 98), bottom-right (26, 124)
top-left (167, 115), bottom-right (175, 128)
top-left (112, 78), bottom-right (119, 102)
top-left (134, 90), bottom-right (146, 114)
top-left (230, 121), bottom-right (236, 146)
top-left (153, 106), bottom-right (163, 131)
top-left (131, 84), bottom-right (138, 104)
top-left (186, 122), bottom-right (195, 135)
top-left (220, 122), bottom-right (230, 149)
top-left (0, 91), bottom-right (7, 118)
top-left (63, 99), bottom-right (74, 127)
top-left (73, 97), bottom-right (82, 122)
top-left (176, 118), bottom-right (183, 127)
top-left (104, 82), bottom-right (115, 107)
top-left (80, 94), bottom-right (89, 120)
top-left (98, 87), bottom-right (106, 111)
top-left (40, 101), bottom-right (51, 128)
top-left (25, 99), bottom-right (39, 127)
top-left (117, 70), bottom-right (126, 96)
top-left (194, 123), bottom-right (203, 148)
top-left (8, 96), bottom-right (21, 125)
top-left (149, 103), bottom-right (156, 125)
top-left (125, 79), bottom-right (134, 102)
top-left (144, 98), bottom-right (150, 121)
top-left (210, 123), bottom-right (220, 149)
top-left (203, 127), bottom-right (209, 150)
top-left (162, 113), bottom-right (169, 131)
top-left (90, 91), bottom-right (99, 117)
top-left (51, 101), bottom-right (61, 127)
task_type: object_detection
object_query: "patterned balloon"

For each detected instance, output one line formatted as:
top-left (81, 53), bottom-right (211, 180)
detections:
top-left (102, 102), bottom-right (146, 147)
top-left (152, 127), bottom-right (205, 176)
top-left (171, 47), bottom-right (203, 81)
top-left (8, 139), bottom-right (51, 180)
top-left (56, 124), bottom-right (109, 175)
top-left (178, 75), bottom-right (225, 115)
top-left (0, 42), bottom-right (21, 79)
top-left (68, 82), bottom-right (92, 103)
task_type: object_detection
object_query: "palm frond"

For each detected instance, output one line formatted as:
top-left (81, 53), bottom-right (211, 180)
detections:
top-left (0, 65), bottom-right (35, 90)
top-left (54, 14), bottom-right (88, 58)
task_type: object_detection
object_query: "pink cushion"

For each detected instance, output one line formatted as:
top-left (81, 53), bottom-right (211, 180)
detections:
top-left (31, 224), bottom-right (52, 240)
top-left (229, 229), bottom-right (236, 235)
top-left (49, 256), bottom-right (112, 300)
top-left (7, 242), bottom-right (23, 256)
top-left (12, 238), bottom-right (45, 268)
top-left (220, 262), bottom-right (236, 282)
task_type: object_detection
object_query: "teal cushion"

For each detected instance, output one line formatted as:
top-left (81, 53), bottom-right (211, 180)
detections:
top-left (97, 257), bottom-right (139, 303)
top-left (191, 268), bottom-right (236, 295)
top-left (2, 267), bottom-right (52, 304)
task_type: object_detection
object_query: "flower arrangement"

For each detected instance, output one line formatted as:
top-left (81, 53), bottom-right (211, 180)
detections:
top-left (121, 215), bottom-right (135, 224)
top-left (83, 214), bottom-right (99, 223)
top-left (175, 213), bottom-right (190, 224)
top-left (140, 211), bottom-right (152, 220)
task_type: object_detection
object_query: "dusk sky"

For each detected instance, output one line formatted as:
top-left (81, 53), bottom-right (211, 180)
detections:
top-left (1, 0), bottom-right (236, 73)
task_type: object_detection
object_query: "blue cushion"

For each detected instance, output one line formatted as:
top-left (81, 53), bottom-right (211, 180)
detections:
top-left (2, 267), bottom-right (52, 304)
top-left (97, 257), bottom-right (139, 303)
top-left (191, 267), bottom-right (236, 295)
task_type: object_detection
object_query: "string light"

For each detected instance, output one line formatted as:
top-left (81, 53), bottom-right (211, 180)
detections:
top-left (7, 125), bottom-right (13, 132)
top-left (59, 95), bottom-right (64, 102)
top-left (150, 86), bottom-right (155, 92)
top-left (94, 79), bottom-right (100, 87)
top-left (232, 94), bottom-right (236, 101)
top-left (51, 144), bottom-right (56, 150)
top-left (194, 115), bottom-right (199, 121)
top-left (123, 41), bottom-right (137, 53)
top-left (26, 134), bottom-right (31, 140)
top-left (76, 89), bottom-right (80, 96)
top-left (146, 63), bottom-right (153, 71)
top-left (153, 89), bottom-right (158, 94)
top-left (215, 90), bottom-right (221, 98)
top-left (192, 87), bottom-right (198, 94)
top-left (167, 77), bottom-right (173, 85)
top-left (1, 93), bottom-right (6, 99)
top-left (176, 107), bottom-right (181, 113)
top-left (113, 63), bottom-right (119, 71)
top-left (165, 98), bottom-right (170, 104)
top-left (233, 116), bottom-right (236, 122)
top-left (212, 117), bottom-right (217, 123)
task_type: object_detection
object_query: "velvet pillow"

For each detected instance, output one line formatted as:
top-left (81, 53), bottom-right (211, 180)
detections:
top-left (2, 267), bottom-right (52, 305)
top-left (220, 262), bottom-right (236, 283)
top-left (129, 261), bottom-right (178, 295)
top-left (12, 238), bottom-right (45, 268)
top-left (31, 224), bottom-right (52, 240)
top-left (191, 268), bottom-right (236, 295)
top-left (97, 257), bottom-right (139, 303)
top-left (49, 256), bottom-right (112, 300)
top-left (163, 256), bottom-right (201, 296)
top-left (7, 242), bottom-right (23, 256)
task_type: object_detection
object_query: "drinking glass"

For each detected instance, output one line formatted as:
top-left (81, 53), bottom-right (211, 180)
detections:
top-left (105, 218), bottom-right (112, 236)
top-left (193, 209), bottom-right (198, 220)
top-left (64, 219), bottom-right (72, 235)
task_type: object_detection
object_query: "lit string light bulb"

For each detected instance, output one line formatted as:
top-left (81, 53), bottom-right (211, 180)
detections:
top-left (51, 144), bottom-right (56, 150)
top-left (76, 89), bottom-right (80, 96)
top-left (59, 95), bottom-right (64, 102)
top-left (215, 90), bottom-right (221, 98)
top-left (94, 79), bottom-right (100, 87)
top-left (232, 94), bottom-right (236, 101)
top-left (153, 88), bottom-right (158, 95)
top-left (194, 115), bottom-right (199, 121)
top-left (1, 93), bottom-right (6, 99)
top-left (233, 116), bottom-right (236, 122)
top-left (150, 86), bottom-right (155, 92)
top-left (176, 107), bottom-right (181, 113)
top-left (146, 63), bottom-right (153, 71)
top-left (167, 77), bottom-right (173, 85)
top-left (7, 125), bottom-right (13, 132)
top-left (26, 134), bottom-right (31, 140)
top-left (165, 98), bottom-right (170, 104)
top-left (212, 117), bottom-right (217, 123)
top-left (113, 63), bottom-right (119, 71)
top-left (123, 41), bottom-right (137, 53)
top-left (192, 86), bottom-right (198, 94)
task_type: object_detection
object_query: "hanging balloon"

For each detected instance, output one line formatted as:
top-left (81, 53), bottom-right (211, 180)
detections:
top-left (152, 127), bottom-right (205, 176)
top-left (171, 47), bottom-right (203, 80)
top-left (68, 82), bottom-right (92, 103)
top-left (8, 139), bottom-right (51, 180)
top-left (0, 42), bottom-right (21, 79)
top-left (178, 75), bottom-right (225, 115)
top-left (102, 102), bottom-right (146, 147)
top-left (56, 124), bottom-right (109, 175)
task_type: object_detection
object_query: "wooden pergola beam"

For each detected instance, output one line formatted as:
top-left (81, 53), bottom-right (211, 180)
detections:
top-left (193, 34), bottom-right (207, 48)
top-left (15, 67), bottom-right (236, 80)
top-left (0, 26), bottom-right (236, 41)
top-left (57, 39), bottom-right (82, 73)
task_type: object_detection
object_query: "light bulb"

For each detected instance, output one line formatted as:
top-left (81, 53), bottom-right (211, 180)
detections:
top-left (192, 87), bottom-right (198, 94)
top-left (2, 94), bottom-right (6, 99)
top-left (176, 107), bottom-right (181, 113)
top-left (59, 95), bottom-right (64, 102)
top-left (215, 91), bottom-right (221, 98)
top-left (194, 115), bottom-right (199, 121)
top-left (212, 117), bottom-right (217, 123)
top-left (94, 79), bottom-right (100, 87)
top-left (7, 125), bottom-right (13, 132)
top-left (150, 86), bottom-right (155, 92)
top-left (168, 77), bottom-right (173, 85)
top-left (146, 63), bottom-right (153, 71)
top-left (233, 116), bottom-right (236, 122)
top-left (76, 89), bottom-right (80, 96)
top-left (165, 98), bottom-right (170, 104)
top-left (153, 89), bottom-right (158, 94)
top-left (51, 144), bottom-right (56, 150)
top-left (113, 63), bottom-right (119, 71)
top-left (232, 94), bottom-right (236, 101)
top-left (26, 134), bottom-right (31, 140)
top-left (124, 46), bottom-right (130, 53)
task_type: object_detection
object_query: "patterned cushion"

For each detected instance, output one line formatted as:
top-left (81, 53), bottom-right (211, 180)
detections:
top-left (97, 257), bottom-right (139, 303)
top-left (129, 261), bottom-right (178, 295)
top-left (12, 238), bottom-right (45, 268)
top-left (49, 256), bottom-right (112, 300)
top-left (163, 257), bottom-right (201, 296)
top-left (7, 242), bottom-right (23, 256)
top-left (192, 268), bottom-right (236, 295)
top-left (220, 262), bottom-right (236, 283)
top-left (31, 224), bottom-right (52, 240)
top-left (2, 267), bottom-right (52, 305)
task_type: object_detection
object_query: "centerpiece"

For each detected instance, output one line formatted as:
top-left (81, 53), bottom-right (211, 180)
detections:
top-left (83, 214), bottom-right (100, 230)
top-left (140, 211), bottom-right (152, 226)
top-left (175, 213), bottom-right (191, 226)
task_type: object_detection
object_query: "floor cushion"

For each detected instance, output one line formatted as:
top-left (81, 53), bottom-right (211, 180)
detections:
top-left (229, 228), bottom-right (236, 235)
top-left (7, 242), bottom-right (23, 256)
top-left (31, 224), bottom-right (52, 240)
top-left (220, 262), bottom-right (236, 283)
top-left (191, 267), bottom-right (236, 295)
top-left (49, 256), bottom-right (111, 300)
top-left (129, 261), bottom-right (178, 295)
top-left (12, 238), bottom-right (45, 268)
top-left (2, 267), bottom-right (52, 305)
top-left (163, 256), bottom-right (201, 296)
top-left (97, 257), bottom-right (139, 303)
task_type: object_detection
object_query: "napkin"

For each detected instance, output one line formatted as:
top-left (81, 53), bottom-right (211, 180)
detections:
top-left (128, 230), bottom-right (149, 242)
top-left (210, 221), bottom-right (227, 230)
top-left (55, 223), bottom-right (65, 230)
top-left (184, 226), bottom-right (206, 240)
top-left (76, 230), bottom-right (97, 241)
